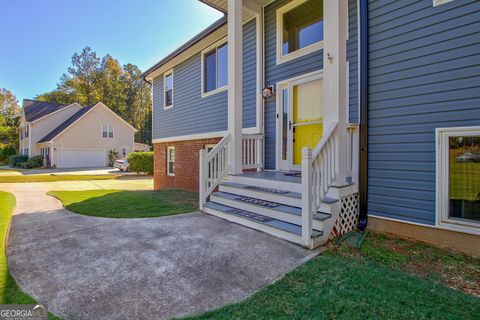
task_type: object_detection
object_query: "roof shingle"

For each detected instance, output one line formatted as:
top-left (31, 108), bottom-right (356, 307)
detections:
top-left (23, 99), bottom-right (70, 122)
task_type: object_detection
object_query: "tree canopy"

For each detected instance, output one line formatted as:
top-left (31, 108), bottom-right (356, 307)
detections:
top-left (36, 47), bottom-right (152, 144)
top-left (0, 88), bottom-right (21, 148)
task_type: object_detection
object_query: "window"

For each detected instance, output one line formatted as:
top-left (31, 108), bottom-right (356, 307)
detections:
top-left (276, 0), bottom-right (324, 64)
top-left (25, 126), bottom-right (29, 138)
top-left (437, 127), bottom-right (480, 234)
top-left (167, 146), bottom-right (175, 176)
top-left (102, 125), bottom-right (113, 138)
top-left (20, 128), bottom-right (23, 140)
top-left (164, 70), bottom-right (173, 109)
top-left (202, 40), bottom-right (228, 96)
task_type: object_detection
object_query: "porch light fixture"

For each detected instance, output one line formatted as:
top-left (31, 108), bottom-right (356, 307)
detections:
top-left (262, 84), bottom-right (275, 99)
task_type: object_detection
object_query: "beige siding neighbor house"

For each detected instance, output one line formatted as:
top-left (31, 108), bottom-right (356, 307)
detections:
top-left (19, 99), bottom-right (137, 168)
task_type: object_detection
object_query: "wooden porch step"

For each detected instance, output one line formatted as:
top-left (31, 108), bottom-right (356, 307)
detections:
top-left (204, 202), bottom-right (322, 246)
top-left (219, 181), bottom-right (338, 214)
top-left (210, 191), bottom-right (330, 231)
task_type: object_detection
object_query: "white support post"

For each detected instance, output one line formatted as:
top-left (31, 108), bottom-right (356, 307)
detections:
top-left (228, 0), bottom-right (244, 174)
top-left (199, 149), bottom-right (207, 210)
top-left (301, 147), bottom-right (313, 247)
top-left (323, 0), bottom-right (349, 186)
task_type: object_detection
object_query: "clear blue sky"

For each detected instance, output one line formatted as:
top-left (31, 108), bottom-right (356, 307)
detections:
top-left (0, 0), bottom-right (223, 104)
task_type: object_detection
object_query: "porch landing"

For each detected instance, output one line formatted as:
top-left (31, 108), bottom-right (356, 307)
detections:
top-left (231, 170), bottom-right (302, 184)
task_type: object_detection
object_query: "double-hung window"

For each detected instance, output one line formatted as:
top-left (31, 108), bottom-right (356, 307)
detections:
top-left (167, 146), bottom-right (175, 176)
top-left (164, 70), bottom-right (173, 109)
top-left (102, 125), bottom-right (113, 138)
top-left (437, 127), bottom-right (480, 234)
top-left (276, 0), bottom-right (324, 64)
top-left (202, 40), bottom-right (228, 96)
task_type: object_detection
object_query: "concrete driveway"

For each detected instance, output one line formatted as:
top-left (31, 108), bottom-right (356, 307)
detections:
top-left (2, 181), bottom-right (317, 320)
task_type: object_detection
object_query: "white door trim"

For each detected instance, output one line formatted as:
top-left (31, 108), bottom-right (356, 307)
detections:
top-left (275, 70), bottom-right (324, 171)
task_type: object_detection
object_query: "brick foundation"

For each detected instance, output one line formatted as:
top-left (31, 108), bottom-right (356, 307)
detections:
top-left (154, 137), bottom-right (221, 192)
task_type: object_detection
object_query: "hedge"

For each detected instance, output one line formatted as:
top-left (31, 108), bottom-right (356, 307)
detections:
top-left (9, 155), bottom-right (28, 168)
top-left (127, 152), bottom-right (153, 174)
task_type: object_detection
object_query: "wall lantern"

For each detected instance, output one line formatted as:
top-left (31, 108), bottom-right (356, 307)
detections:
top-left (262, 84), bottom-right (275, 99)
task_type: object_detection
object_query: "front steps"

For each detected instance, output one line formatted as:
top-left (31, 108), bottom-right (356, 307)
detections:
top-left (202, 172), bottom-right (350, 249)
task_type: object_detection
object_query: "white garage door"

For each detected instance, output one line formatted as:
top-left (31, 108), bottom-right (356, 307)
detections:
top-left (57, 149), bottom-right (106, 168)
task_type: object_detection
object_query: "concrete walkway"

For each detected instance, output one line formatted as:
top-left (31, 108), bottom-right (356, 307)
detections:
top-left (0, 166), bottom-right (134, 176)
top-left (1, 181), bottom-right (316, 320)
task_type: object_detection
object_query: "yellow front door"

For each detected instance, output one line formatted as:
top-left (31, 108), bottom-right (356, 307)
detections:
top-left (292, 79), bottom-right (323, 165)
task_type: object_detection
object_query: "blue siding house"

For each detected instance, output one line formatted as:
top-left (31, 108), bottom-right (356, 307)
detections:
top-left (142, 0), bottom-right (480, 255)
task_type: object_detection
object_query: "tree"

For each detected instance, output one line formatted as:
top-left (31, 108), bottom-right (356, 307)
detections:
top-left (0, 88), bottom-right (21, 119)
top-left (35, 47), bottom-right (152, 144)
top-left (0, 88), bottom-right (20, 148)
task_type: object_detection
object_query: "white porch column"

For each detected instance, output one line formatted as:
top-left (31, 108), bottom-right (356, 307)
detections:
top-left (323, 0), bottom-right (349, 185)
top-left (228, 0), bottom-right (244, 174)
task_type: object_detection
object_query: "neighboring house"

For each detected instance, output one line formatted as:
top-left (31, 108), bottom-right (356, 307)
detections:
top-left (142, 0), bottom-right (480, 255)
top-left (19, 100), bottom-right (137, 168)
top-left (134, 142), bottom-right (151, 152)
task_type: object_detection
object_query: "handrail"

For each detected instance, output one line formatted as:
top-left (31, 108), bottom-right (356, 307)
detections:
top-left (301, 122), bottom-right (338, 247)
top-left (199, 133), bottom-right (231, 209)
top-left (311, 122), bottom-right (339, 159)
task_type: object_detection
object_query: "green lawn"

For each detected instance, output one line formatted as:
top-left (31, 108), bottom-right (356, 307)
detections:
top-left (0, 174), bottom-right (121, 183)
top-left (48, 189), bottom-right (198, 218)
top-left (184, 233), bottom-right (480, 320)
top-left (0, 191), bottom-right (62, 319)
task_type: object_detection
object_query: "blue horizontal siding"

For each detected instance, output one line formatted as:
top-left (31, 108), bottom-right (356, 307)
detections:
top-left (263, 0), bottom-right (324, 169)
top-left (348, 0), bottom-right (359, 123)
top-left (152, 19), bottom-right (257, 140)
top-left (367, 0), bottom-right (480, 225)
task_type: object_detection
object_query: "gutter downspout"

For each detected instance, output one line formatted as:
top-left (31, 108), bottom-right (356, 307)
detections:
top-left (358, 0), bottom-right (368, 231)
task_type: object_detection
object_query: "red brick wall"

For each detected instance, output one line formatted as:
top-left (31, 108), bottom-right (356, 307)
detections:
top-left (154, 137), bottom-right (221, 191)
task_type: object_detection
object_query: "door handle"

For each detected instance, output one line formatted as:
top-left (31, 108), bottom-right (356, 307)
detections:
top-left (289, 121), bottom-right (293, 130)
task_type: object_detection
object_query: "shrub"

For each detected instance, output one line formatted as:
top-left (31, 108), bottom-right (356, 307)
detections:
top-left (0, 146), bottom-right (16, 162)
top-left (27, 155), bottom-right (43, 168)
top-left (127, 152), bottom-right (153, 174)
top-left (17, 162), bottom-right (30, 169)
top-left (108, 149), bottom-right (120, 167)
top-left (9, 155), bottom-right (28, 167)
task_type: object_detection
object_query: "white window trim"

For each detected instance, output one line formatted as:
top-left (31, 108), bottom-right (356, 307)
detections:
top-left (276, 0), bottom-right (324, 65)
top-left (167, 146), bottom-right (175, 176)
top-left (436, 126), bottom-right (480, 235)
top-left (102, 125), bottom-right (114, 138)
top-left (201, 37), bottom-right (228, 98)
top-left (433, 0), bottom-right (454, 6)
top-left (163, 69), bottom-right (174, 110)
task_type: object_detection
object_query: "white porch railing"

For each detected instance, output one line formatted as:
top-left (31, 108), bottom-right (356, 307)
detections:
top-left (199, 133), bottom-right (231, 209)
top-left (242, 133), bottom-right (263, 170)
top-left (301, 122), bottom-right (338, 246)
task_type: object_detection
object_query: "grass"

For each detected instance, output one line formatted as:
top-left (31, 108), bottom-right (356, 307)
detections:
top-left (183, 232), bottom-right (480, 320)
top-left (0, 191), bottom-right (62, 319)
top-left (0, 174), bottom-right (122, 183)
top-left (48, 189), bottom-right (198, 218)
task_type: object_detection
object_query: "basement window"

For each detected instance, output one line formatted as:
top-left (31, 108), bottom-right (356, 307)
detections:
top-left (437, 127), bottom-right (480, 234)
top-left (276, 0), bottom-right (324, 65)
top-left (167, 146), bottom-right (175, 176)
